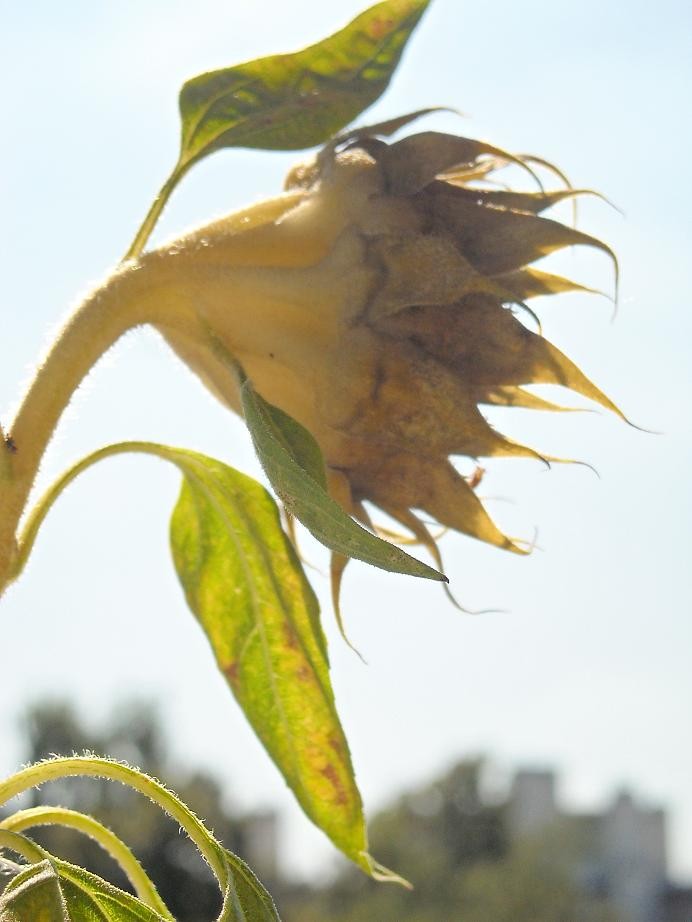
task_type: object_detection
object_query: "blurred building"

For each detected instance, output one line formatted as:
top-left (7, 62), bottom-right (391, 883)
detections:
top-left (241, 808), bottom-right (280, 884)
top-left (508, 769), bottom-right (692, 922)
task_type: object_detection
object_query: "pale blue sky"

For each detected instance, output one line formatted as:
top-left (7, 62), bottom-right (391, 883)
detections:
top-left (1, 0), bottom-right (691, 881)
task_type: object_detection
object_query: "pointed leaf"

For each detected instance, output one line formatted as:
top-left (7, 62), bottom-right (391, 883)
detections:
top-left (0, 857), bottom-right (167, 922)
top-left (54, 858), bottom-right (167, 921)
top-left (260, 402), bottom-right (327, 490)
top-left (354, 452), bottom-right (527, 554)
top-left (177, 0), bottom-right (431, 165)
top-left (240, 380), bottom-right (446, 582)
top-left (387, 298), bottom-right (625, 420)
top-left (8, 440), bottom-right (367, 878)
top-left (0, 861), bottom-right (67, 922)
top-left (447, 185), bottom-right (598, 216)
top-left (336, 107), bottom-right (448, 148)
top-left (223, 850), bottom-right (282, 921)
top-left (168, 447), bottom-right (370, 871)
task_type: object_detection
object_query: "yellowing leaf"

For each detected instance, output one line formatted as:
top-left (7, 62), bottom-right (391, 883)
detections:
top-left (168, 449), bottom-right (370, 870)
top-left (178, 0), bottom-right (431, 166)
top-left (9, 441), bottom-right (371, 877)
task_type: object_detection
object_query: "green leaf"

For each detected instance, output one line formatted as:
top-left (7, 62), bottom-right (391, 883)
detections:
top-left (124, 1), bottom-right (430, 260)
top-left (0, 861), bottom-right (66, 922)
top-left (57, 859), bottom-right (167, 921)
top-left (177, 0), bottom-right (431, 166)
top-left (223, 850), bottom-right (282, 921)
top-left (240, 380), bottom-right (447, 583)
top-left (10, 440), bottom-right (368, 876)
top-left (169, 448), bottom-right (370, 871)
top-left (260, 402), bottom-right (327, 491)
top-left (0, 858), bottom-right (167, 922)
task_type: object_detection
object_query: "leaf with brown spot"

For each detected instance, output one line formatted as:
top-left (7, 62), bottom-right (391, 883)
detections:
top-left (177, 0), bottom-right (431, 167)
top-left (168, 447), bottom-right (371, 872)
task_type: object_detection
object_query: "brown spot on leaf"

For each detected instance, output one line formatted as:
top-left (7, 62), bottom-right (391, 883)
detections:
top-left (328, 735), bottom-right (345, 757)
top-left (283, 623), bottom-right (299, 650)
top-left (320, 762), bottom-right (348, 806)
top-left (369, 16), bottom-right (394, 40)
top-left (223, 660), bottom-right (240, 686)
top-left (296, 663), bottom-right (314, 683)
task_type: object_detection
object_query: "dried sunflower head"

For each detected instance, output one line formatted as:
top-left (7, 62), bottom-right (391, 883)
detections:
top-left (137, 123), bottom-right (622, 600)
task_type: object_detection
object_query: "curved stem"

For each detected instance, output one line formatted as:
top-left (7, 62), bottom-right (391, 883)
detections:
top-left (0, 156), bottom-right (190, 594)
top-left (0, 265), bottom-right (177, 595)
top-left (0, 828), bottom-right (46, 865)
top-left (9, 273), bottom-right (152, 487)
top-left (0, 756), bottom-right (230, 898)
top-left (0, 807), bottom-right (174, 920)
top-left (10, 441), bottom-right (160, 584)
top-left (0, 187), bottom-right (307, 596)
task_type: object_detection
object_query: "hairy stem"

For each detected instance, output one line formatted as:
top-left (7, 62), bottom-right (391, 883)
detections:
top-left (0, 265), bottom-right (171, 594)
top-left (0, 757), bottom-right (230, 896)
top-left (10, 440), bottom-right (207, 586)
top-left (0, 189), bottom-right (309, 596)
top-left (0, 829), bottom-right (46, 865)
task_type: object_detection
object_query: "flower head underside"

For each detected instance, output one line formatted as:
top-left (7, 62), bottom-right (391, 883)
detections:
top-left (133, 123), bottom-right (623, 609)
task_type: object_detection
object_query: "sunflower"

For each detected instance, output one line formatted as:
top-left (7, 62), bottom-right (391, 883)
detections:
top-left (121, 123), bottom-right (621, 603)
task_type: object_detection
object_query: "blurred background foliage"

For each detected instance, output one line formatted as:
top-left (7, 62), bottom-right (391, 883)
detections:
top-left (285, 763), bottom-right (618, 922)
top-left (1, 700), bottom-right (620, 921)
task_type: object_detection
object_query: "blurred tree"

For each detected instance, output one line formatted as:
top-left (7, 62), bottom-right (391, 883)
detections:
top-left (282, 760), bottom-right (618, 922)
top-left (3, 708), bottom-right (621, 921)
top-left (3, 700), bottom-right (280, 921)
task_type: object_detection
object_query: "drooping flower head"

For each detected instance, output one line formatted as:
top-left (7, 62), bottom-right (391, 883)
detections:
top-left (143, 122), bottom-right (622, 604)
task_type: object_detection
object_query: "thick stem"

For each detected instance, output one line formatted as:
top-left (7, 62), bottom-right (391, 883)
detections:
top-left (0, 265), bottom-right (173, 594)
top-left (0, 188), bottom-right (315, 595)
top-left (0, 829), bottom-right (46, 865)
